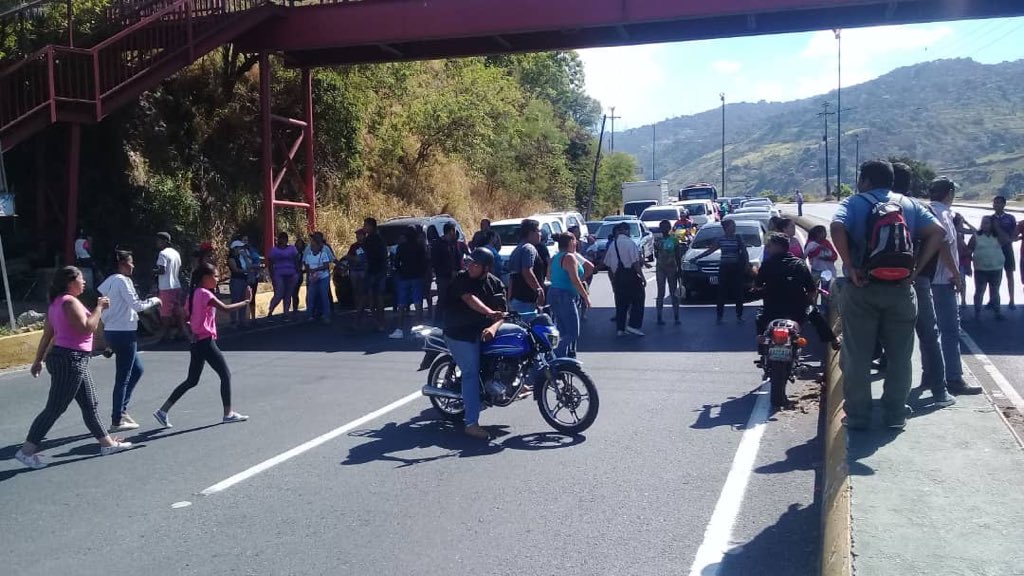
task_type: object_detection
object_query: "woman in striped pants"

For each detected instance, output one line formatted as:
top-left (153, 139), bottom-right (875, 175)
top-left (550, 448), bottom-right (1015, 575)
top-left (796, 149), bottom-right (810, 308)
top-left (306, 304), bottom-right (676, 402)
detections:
top-left (14, 267), bottom-right (134, 470)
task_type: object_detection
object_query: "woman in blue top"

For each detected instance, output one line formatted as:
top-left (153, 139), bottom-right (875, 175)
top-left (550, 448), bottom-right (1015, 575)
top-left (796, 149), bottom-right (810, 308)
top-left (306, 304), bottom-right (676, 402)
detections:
top-left (546, 233), bottom-right (593, 358)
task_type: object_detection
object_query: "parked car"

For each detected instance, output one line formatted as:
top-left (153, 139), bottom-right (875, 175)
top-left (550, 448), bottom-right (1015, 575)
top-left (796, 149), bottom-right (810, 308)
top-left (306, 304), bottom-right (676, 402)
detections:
top-left (674, 199), bottom-right (721, 226)
top-left (544, 211), bottom-right (590, 238)
top-left (639, 205), bottom-right (688, 237)
top-left (740, 197), bottom-right (773, 209)
top-left (680, 221), bottom-right (764, 300)
top-left (719, 196), bottom-right (747, 211)
top-left (734, 204), bottom-right (782, 218)
top-left (723, 212), bottom-right (771, 232)
top-left (586, 220), bottom-right (655, 269)
top-left (488, 214), bottom-right (565, 272)
top-left (602, 214), bottom-right (640, 223)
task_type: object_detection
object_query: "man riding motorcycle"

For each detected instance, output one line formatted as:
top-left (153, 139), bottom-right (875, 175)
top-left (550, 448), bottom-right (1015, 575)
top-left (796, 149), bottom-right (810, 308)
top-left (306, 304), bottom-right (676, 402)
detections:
top-left (444, 247), bottom-right (507, 440)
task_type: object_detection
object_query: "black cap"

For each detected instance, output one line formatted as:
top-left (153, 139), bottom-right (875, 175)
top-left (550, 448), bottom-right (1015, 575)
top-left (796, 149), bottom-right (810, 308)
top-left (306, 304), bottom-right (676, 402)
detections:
top-left (156, 232), bottom-right (171, 242)
top-left (467, 247), bottom-right (495, 268)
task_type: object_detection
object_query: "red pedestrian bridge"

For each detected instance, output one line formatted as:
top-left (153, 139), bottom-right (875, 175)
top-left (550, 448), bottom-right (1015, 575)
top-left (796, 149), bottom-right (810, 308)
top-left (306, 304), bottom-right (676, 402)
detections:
top-left (1, 0), bottom-right (1021, 258)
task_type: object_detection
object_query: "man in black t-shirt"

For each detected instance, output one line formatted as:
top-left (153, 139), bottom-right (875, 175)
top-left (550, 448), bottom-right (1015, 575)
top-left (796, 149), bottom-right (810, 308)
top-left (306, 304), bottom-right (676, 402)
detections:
top-left (362, 217), bottom-right (389, 330)
top-left (445, 248), bottom-right (507, 440)
top-left (390, 228), bottom-right (429, 339)
top-left (431, 223), bottom-right (464, 325)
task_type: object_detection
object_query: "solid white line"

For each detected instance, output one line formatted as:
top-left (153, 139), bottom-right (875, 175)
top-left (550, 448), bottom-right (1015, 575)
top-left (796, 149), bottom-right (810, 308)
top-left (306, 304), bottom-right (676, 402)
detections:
top-left (200, 390), bottom-right (422, 496)
top-left (688, 381), bottom-right (772, 576)
top-left (960, 332), bottom-right (1024, 415)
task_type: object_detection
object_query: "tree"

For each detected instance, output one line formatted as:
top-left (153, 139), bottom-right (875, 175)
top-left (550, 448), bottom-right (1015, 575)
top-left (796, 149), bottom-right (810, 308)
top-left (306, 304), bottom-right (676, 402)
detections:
top-left (592, 152), bottom-right (639, 217)
top-left (888, 156), bottom-right (936, 198)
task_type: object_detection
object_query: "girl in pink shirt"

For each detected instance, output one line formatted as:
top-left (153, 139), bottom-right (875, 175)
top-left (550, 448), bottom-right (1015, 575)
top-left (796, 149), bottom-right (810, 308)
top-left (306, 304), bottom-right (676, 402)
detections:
top-left (15, 267), bottom-right (133, 470)
top-left (154, 263), bottom-right (251, 428)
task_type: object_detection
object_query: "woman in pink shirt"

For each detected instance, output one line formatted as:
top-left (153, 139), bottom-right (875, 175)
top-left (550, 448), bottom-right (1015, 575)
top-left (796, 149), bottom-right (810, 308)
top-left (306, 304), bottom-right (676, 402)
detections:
top-left (154, 263), bottom-right (251, 428)
top-left (15, 267), bottom-right (133, 470)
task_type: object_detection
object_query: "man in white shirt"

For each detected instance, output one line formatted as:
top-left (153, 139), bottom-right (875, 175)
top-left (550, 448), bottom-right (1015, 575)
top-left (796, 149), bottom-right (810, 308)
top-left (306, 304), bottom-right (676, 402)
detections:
top-left (154, 232), bottom-right (187, 341)
top-left (603, 222), bottom-right (646, 336)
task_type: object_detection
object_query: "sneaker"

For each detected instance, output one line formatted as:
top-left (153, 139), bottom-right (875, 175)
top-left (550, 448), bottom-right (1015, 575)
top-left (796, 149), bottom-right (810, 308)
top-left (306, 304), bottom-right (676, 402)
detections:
top-left (884, 417), bottom-right (907, 430)
top-left (464, 424), bottom-right (490, 440)
top-left (223, 412), bottom-right (249, 423)
top-left (388, 329), bottom-right (404, 339)
top-left (625, 327), bottom-right (645, 337)
top-left (122, 414), bottom-right (138, 425)
top-left (841, 416), bottom-right (869, 430)
top-left (153, 410), bottom-right (172, 429)
top-left (108, 421), bottom-right (140, 433)
top-left (616, 330), bottom-right (627, 337)
top-left (947, 379), bottom-right (983, 395)
top-left (100, 441), bottom-right (133, 456)
top-left (931, 392), bottom-right (957, 408)
top-left (14, 449), bottom-right (47, 470)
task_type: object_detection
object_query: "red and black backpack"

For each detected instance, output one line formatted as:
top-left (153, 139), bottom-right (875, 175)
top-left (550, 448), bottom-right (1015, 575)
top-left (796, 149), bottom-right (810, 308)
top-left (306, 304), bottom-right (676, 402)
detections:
top-left (857, 193), bottom-right (916, 281)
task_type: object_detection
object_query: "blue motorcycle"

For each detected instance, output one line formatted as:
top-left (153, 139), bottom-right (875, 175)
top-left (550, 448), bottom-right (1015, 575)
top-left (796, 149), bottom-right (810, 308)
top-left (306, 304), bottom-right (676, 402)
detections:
top-left (415, 310), bottom-right (599, 434)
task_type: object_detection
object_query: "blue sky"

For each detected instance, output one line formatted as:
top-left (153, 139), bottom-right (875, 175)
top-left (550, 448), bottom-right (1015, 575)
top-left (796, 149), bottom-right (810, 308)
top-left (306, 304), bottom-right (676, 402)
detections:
top-left (579, 16), bottom-right (1024, 129)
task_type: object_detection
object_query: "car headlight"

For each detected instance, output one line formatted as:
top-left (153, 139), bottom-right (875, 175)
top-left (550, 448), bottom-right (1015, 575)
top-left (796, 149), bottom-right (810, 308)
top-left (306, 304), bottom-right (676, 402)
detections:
top-left (683, 261), bottom-right (698, 271)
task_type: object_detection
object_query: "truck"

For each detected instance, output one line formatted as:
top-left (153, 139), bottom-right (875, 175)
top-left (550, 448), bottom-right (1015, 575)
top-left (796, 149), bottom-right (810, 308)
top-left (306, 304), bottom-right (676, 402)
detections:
top-left (621, 179), bottom-right (669, 217)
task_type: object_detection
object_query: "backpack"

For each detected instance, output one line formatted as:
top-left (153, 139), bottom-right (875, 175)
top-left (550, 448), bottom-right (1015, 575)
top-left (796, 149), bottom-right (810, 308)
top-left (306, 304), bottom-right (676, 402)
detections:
top-left (857, 193), bottom-right (915, 281)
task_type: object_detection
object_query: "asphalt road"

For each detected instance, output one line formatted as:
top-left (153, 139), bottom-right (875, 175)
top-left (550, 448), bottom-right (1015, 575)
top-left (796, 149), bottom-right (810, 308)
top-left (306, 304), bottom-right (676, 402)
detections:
top-left (0, 270), bottom-right (824, 576)
top-left (797, 201), bottom-right (1024, 403)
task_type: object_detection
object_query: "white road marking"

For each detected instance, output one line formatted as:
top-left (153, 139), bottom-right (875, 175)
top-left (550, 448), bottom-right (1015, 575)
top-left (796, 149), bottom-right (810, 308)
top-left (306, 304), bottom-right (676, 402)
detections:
top-left (688, 381), bottom-right (772, 576)
top-left (171, 501), bottom-right (192, 509)
top-left (960, 332), bottom-right (1024, 415)
top-left (200, 390), bottom-right (422, 496)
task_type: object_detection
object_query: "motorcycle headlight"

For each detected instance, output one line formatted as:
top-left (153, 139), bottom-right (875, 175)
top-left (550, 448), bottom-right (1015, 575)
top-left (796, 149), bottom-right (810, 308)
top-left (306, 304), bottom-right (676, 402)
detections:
top-left (683, 260), bottom-right (698, 271)
top-left (547, 330), bottom-right (560, 349)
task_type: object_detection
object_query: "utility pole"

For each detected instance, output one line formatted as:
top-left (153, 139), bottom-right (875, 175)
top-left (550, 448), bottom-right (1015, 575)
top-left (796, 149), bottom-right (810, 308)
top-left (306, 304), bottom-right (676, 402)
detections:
top-left (609, 106), bottom-right (621, 152)
top-left (651, 122), bottom-right (657, 180)
top-left (585, 115), bottom-right (608, 220)
top-left (835, 28), bottom-right (842, 198)
top-left (720, 93), bottom-right (726, 196)
top-left (817, 102), bottom-right (835, 197)
top-left (855, 133), bottom-right (861, 184)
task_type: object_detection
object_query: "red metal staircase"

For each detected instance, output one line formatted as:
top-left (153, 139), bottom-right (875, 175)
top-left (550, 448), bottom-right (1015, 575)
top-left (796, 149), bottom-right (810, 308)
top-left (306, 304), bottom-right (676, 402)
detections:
top-left (0, 0), bottom-right (273, 151)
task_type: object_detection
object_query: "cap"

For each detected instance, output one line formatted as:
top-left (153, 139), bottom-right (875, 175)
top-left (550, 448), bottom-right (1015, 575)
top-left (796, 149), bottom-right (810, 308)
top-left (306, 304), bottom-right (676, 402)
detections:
top-left (467, 247), bottom-right (495, 268)
top-left (229, 240), bottom-right (245, 249)
top-left (156, 232), bottom-right (171, 242)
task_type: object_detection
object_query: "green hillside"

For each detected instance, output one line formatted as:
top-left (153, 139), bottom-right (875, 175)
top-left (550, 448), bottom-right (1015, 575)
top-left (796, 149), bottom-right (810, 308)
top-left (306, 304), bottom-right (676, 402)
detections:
top-left (615, 58), bottom-right (1024, 199)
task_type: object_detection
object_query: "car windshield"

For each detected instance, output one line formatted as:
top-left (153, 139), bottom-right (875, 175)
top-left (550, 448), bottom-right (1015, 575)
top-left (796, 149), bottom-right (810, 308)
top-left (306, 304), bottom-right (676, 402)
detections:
top-left (595, 222), bottom-right (642, 239)
top-left (690, 226), bottom-right (763, 249)
top-left (489, 224), bottom-right (523, 246)
top-left (378, 224), bottom-right (416, 246)
top-left (680, 203), bottom-right (707, 215)
top-left (680, 186), bottom-right (715, 200)
top-left (623, 201), bottom-right (657, 217)
top-left (641, 208), bottom-right (680, 221)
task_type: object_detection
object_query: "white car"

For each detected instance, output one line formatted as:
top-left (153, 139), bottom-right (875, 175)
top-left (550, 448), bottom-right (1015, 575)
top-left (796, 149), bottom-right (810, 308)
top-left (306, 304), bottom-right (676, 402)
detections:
top-left (543, 211), bottom-right (589, 238)
top-left (734, 205), bottom-right (782, 218)
top-left (740, 198), bottom-right (774, 209)
top-left (639, 205), bottom-right (687, 236)
top-left (488, 215), bottom-right (565, 271)
top-left (674, 199), bottom-right (720, 226)
top-left (724, 212), bottom-right (771, 232)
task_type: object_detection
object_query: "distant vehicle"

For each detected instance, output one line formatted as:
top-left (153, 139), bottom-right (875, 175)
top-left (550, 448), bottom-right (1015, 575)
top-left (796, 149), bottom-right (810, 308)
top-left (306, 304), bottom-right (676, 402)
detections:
top-left (639, 205), bottom-right (687, 237)
top-left (678, 183), bottom-right (718, 202)
top-left (586, 220), bottom-right (655, 269)
top-left (741, 197), bottom-right (773, 209)
top-left (585, 221), bottom-right (605, 236)
top-left (674, 199), bottom-right (721, 226)
top-left (379, 215), bottom-right (466, 250)
top-left (723, 212), bottom-right (771, 232)
top-left (622, 179), bottom-right (670, 217)
top-left (488, 214), bottom-right (565, 271)
top-left (602, 214), bottom-right (640, 222)
top-left (544, 210), bottom-right (589, 238)
top-left (680, 221), bottom-right (764, 300)
top-left (734, 205), bottom-right (782, 218)
top-left (719, 196), bottom-right (747, 211)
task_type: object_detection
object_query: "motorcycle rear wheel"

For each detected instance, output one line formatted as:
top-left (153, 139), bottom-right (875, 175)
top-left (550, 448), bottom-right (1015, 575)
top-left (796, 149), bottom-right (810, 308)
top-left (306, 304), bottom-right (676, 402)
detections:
top-left (426, 356), bottom-right (465, 422)
top-left (537, 364), bottom-right (599, 434)
top-left (768, 361), bottom-right (791, 407)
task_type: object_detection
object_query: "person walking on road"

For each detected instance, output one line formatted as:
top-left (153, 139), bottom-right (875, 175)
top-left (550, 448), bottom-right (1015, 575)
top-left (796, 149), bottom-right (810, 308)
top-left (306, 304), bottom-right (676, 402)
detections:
top-left (991, 196), bottom-right (1017, 310)
top-left (507, 219), bottom-right (546, 315)
top-left (154, 263), bottom-right (251, 429)
top-left (830, 160), bottom-right (946, 430)
top-left (267, 232), bottom-right (299, 320)
top-left (654, 220), bottom-right (682, 326)
top-left (547, 232), bottom-right (591, 357)
top-left (969, 216), bottom-right (1011, 321)
top-left (693, 219), bottom-right (749, 324)
top-left (795, 189), bottom-right (805, 217)
top-left (154, 232), bottom-right (188, 342)
top-left (98, 250), bottom-right (162, 432)
top-left (391, 228), bottom-right (429, 339)
top-left (445, 248), bottom-right (507, 440)
top-left (604, 221), bottom-right (646, 336)
top-left (15, 267), bottom-right (133, 470)
top-left (303, 232), bottom-right (334, 325)
top-left (432, 223), bottom-right (466, 323)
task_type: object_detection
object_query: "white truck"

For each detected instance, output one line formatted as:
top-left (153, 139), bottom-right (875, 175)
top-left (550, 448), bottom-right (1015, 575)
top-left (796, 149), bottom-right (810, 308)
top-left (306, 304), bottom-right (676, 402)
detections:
top-left (621, 180), bottom-right (669, 218)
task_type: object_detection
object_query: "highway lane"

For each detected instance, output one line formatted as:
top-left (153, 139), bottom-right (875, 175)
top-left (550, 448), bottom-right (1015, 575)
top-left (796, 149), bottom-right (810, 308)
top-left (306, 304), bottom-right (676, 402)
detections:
top-left (0, 272), bottom-right (823, 576)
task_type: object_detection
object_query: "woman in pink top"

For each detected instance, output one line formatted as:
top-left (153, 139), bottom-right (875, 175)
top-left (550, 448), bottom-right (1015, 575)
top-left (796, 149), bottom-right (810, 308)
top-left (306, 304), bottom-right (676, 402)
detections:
top-left (154, 263), bottom-right (251, 428)
top-left (15, 267), bottom-right (133, 470)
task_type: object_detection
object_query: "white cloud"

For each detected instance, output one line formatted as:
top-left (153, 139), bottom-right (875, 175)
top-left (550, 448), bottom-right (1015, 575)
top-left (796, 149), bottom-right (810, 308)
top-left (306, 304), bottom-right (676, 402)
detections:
top-left (711, 60), bottom-right (742, 74)
top-left (801, 25), bottom-right (954, 60)
top-left (578, 44), bottom-right (667, 127)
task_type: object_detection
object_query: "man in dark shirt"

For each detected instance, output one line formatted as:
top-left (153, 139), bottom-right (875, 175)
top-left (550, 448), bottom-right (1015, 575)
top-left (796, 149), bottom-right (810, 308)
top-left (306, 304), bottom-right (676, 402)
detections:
top-left (431, 223), bottom-right (464, 325)
top-left (508, 219), bottom-right (546, 313)
top-left (362, 217), bottom-right (389, 331)
top-left (445, 248), bottom-right (507, 440)
top-left (754, 233), bottom-right (837, 349)
top-left (471, 219), bottom-right (500, 250)
top-left (693, 219), bottom-right (748, 323)
top-left (992, 195), bottom-right (1017, 310)
top-left (391, 228), bottom-right (429, 339)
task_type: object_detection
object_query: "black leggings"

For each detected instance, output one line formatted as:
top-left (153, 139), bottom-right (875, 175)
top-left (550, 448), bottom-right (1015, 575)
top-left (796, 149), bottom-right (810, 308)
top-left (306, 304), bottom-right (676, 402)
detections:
top-left (717, 264), bottom-right (746, 319)
top-left (165, 338), bottom-right (232, 408)
top-left (26, 347), bottom-right (107, 445)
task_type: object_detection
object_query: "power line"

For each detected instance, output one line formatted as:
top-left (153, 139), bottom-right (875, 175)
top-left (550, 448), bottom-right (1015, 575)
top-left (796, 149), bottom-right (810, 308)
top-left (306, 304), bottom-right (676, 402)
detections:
top-left (969, 22), bottom-right (1024, 58)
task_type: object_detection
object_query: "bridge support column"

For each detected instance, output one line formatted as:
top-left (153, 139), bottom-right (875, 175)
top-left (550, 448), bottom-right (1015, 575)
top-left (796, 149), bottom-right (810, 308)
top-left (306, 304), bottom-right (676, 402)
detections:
top-left (259, 55), bottom-right (316, 257)
top-left (64, 123), bottom-right (81, 265)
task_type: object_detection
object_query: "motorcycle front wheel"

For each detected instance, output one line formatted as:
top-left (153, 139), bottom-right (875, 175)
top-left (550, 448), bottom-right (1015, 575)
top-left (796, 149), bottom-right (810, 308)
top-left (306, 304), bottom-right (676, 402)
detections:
top-left (426, 356), bottom-right (465, 422)
top-left (537, 364), bottom-right (599, 434)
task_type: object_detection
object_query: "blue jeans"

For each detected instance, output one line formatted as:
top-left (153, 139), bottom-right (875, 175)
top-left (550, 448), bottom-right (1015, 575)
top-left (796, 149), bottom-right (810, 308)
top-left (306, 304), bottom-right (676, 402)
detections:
top-left (105, 330), bottom-right (143, 425)
top-left (509, 299), bottom-right (538, 314)
top-left (307, 276), bottom-right (331, 320)
top-left (446, 337), bottom-right (481, 427)
top-left (932, 283), bottom-right (963, 382)
top-left (914, 277), bottom-right (946, 394)
top-left (230, 277), bottom-right (248, 325)
top-left (548, 287), bottom-right (579, 358)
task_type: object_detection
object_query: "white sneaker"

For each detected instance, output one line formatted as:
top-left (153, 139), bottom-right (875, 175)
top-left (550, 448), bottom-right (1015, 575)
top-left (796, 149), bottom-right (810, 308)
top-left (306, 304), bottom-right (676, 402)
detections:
top-left (388, 329), bottom-right (404, 339)
top-left (616, 330), bottom-right (627, 337)
top-left (108, 422), bottom-right (140, 433)
top-left (626, 327), bottom-right (646, 337)
top-left (14, 449), bottom-right (47, 470)
top-left (153, 410), bottom-right (172, 429)
top-left (100, 441), bottom-right (133, 456)
top-left (223, 412), bottom-right (249, 423)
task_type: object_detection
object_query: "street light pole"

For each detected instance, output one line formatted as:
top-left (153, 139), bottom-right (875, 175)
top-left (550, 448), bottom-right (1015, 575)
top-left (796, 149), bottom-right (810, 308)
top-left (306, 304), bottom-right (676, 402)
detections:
top-left (609, 106), bottom-right (621, 152)
top-left (652, 122), bottom-right (657, 180)
top-left (855, 133), bottom-right (860, 184)
top-left (817, 102), bottom-right (835, 197)
top-left (720, 93), bottom-right (726, 196)
top-left (834, 28), bottom-right (843, 199)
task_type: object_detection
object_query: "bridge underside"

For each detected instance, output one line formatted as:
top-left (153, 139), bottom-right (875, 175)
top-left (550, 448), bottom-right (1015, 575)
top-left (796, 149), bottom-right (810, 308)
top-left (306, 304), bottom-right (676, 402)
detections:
top-left (234, 0), bottom-right (1024, 67)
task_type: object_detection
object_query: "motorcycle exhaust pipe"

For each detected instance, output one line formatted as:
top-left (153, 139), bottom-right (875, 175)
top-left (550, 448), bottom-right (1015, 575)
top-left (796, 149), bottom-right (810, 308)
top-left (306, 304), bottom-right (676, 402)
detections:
top-left (421, 385), bottom-right (461, 400)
